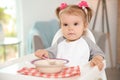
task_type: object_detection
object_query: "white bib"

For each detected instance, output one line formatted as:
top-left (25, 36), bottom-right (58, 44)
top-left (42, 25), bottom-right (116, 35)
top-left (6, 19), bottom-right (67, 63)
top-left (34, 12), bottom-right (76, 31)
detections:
top-left (57, 37), bottom-right (90, 67)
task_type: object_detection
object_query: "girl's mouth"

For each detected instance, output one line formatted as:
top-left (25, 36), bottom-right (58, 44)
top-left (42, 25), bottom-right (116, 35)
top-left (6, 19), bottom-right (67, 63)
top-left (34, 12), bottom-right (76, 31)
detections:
top-left (68, 33), bottom-right (75, 35)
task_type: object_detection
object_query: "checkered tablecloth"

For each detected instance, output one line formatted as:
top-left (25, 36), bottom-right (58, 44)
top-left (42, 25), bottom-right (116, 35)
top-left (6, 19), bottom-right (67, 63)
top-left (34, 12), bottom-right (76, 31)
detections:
top-left (17, 66), bottom-right (80, 78)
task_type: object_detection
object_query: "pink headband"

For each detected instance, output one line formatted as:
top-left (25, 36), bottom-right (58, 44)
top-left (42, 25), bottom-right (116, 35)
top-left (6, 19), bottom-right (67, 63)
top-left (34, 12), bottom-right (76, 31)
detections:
top-left (59, 2), bottom-right (67, 10)
top-left (59, 1), bottom-right (88, 10)
top-left (78, 1), bottom-right (88, 9)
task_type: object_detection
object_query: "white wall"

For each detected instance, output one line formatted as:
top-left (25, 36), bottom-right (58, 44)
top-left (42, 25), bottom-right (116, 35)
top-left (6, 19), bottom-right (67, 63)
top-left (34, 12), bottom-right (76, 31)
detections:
top-left (17, 0), bottom-right (118, 68)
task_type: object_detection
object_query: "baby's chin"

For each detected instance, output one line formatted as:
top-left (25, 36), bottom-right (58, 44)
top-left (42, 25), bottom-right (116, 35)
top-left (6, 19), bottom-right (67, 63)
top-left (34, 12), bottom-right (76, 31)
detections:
top-left (66, 38), bottom-right (80, 42)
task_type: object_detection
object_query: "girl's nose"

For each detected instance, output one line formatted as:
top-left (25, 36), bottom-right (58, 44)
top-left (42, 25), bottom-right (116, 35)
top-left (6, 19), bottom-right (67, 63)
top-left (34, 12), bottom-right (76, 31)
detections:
top-left (68, 26), bottom-right (73, 30)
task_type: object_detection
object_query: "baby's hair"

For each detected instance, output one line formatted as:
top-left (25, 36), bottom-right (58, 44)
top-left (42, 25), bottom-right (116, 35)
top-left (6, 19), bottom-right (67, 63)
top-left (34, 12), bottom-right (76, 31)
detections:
top-left (56, 2), bottom-right (93, 23)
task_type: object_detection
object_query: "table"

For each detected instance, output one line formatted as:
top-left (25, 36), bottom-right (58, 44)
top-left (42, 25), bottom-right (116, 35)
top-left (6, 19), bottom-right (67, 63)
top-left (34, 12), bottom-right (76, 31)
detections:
top-left (0, 37), bottom-right (21, 61)
top-left (0, 54), bottom-right (106, 80)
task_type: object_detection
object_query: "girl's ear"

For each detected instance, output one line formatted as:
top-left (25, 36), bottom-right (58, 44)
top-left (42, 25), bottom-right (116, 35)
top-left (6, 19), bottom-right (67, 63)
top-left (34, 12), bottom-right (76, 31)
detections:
top-left (84, 22), bottom-right (88, 31)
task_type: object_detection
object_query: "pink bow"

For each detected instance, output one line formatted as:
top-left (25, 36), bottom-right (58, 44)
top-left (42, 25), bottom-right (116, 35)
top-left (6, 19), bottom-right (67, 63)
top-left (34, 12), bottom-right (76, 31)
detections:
top-left (59, 2), bottom-right (67, 10)
top-left (78, 1), bottom-right (88, 8)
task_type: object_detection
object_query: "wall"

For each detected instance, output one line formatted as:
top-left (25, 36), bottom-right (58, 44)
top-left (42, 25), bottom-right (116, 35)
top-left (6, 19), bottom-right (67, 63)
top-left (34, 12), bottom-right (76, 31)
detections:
top-left (17, 0), bottom-right (118, 68)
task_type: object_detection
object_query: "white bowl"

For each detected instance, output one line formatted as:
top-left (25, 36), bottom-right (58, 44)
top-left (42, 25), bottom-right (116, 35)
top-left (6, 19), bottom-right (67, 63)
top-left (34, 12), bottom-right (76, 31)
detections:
top-left (31, 58), bottom-right (69, 74)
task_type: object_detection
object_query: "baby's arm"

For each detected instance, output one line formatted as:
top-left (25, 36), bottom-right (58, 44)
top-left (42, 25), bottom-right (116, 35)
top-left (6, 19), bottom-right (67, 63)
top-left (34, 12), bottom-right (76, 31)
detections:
top-left (35, 41), bottom-right (58, 59)
top-left (88, 41), bottom-right (104, 71)
top-left (35, 37), bottom-right (65, 59)
top-left (83, 36), bottom-right (105, 70)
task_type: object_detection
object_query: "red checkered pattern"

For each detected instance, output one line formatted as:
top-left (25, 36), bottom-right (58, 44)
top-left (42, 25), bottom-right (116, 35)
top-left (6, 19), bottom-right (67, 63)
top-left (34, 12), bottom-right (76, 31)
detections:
top-left (17, 66), bottom-right (80, 78)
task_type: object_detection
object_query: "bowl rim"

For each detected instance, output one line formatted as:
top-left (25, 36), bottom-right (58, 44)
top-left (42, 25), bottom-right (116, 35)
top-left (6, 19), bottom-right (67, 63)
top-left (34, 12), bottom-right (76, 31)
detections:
top-left (31, 58), bottom-right (69, 65)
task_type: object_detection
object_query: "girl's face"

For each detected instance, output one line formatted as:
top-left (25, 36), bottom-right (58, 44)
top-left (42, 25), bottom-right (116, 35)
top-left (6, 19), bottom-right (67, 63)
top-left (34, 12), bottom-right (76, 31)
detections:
top-left (60, 13), bottom-right (87, 42)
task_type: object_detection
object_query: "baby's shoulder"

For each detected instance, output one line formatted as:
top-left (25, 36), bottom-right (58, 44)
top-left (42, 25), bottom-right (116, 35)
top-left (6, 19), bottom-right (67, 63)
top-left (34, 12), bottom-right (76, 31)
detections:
top-left (57, 36), bottom-right (65, 44)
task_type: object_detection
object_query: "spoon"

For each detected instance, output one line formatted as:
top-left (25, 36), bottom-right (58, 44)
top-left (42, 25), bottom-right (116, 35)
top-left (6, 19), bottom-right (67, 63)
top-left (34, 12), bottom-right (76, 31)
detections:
top-left (42, 56), bottom-right (56, 65)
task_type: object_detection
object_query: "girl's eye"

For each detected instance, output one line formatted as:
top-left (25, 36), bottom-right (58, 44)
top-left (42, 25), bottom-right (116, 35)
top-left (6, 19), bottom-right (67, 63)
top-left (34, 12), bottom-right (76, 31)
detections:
top-left (63, 23), bottom-right (68, 26)
top-left (74, 23), bottom-right (78, 26)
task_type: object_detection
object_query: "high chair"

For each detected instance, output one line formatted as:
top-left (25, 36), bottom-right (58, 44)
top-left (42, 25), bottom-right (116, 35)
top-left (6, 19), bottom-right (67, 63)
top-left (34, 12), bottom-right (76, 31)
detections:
top-left (0, 21), bottom-right (107, 80)
top-left (28, 19), bottom-right (107, 79)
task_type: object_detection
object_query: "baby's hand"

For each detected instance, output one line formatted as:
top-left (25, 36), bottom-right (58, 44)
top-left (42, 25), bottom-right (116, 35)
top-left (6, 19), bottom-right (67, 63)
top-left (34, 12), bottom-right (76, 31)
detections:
top-left (90, 55), bottom-right (104, 71)
top-left (35, 49), bottom-right (49, 59)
